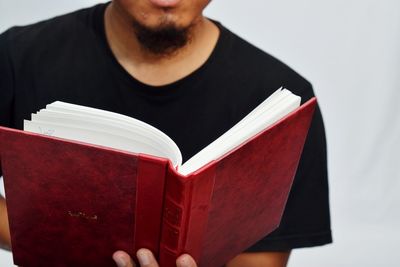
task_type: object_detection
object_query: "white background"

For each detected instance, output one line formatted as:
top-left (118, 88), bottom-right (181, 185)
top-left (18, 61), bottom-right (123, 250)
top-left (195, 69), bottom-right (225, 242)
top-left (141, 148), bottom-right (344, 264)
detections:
top-left (1, 0), bottom-right (399, 266)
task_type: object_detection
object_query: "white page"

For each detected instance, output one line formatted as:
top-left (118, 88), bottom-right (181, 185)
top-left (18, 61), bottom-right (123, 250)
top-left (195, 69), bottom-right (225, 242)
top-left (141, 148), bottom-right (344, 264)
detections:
top-left (25, 102), bottom-right (182, 167)
top-left (33, 110), bottom-right (175, 157)
top-left (179, 90), bottom-right (301, 175)
top-left (180, 88), bottom-right (289, 169)
top-left (24, 120), bottom-right (180, 166)
top-left (47, 101), bottom-right (181, 163)
top-left (24, 89), bottom-right (300, 172)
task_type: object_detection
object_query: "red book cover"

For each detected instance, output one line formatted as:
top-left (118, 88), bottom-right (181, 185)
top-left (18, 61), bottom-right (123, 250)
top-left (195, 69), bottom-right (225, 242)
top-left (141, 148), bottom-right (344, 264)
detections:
top-left (0, 98), bottom-right (316, 267)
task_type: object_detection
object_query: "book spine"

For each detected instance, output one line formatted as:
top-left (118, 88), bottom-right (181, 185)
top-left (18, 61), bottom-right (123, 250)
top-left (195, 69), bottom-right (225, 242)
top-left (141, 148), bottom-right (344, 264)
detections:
top-left (159, 164), bottom-right (216, 267)
top-left (134, 154), bottom-right (169, 257)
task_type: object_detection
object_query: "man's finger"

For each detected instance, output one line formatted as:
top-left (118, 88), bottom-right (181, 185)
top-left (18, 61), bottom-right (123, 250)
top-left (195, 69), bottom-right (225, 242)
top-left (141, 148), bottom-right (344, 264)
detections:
top-left (176, 254), bottom-right (198, 267)
top-left (136, 248), bottom-right (159, 267)
top-left (113, 250), bottom-right (136, 267)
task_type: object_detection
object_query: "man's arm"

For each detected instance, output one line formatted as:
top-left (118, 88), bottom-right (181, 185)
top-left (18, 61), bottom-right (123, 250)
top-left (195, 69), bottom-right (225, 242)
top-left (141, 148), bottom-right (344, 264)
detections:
top-left (226, 251), bottom-right (291, 267)
top-left (0, 195), bottom-right (11, 251)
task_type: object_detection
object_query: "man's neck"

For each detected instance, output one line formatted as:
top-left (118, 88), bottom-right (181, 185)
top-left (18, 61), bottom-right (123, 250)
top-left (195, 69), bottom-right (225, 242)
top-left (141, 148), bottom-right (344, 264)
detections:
top-left (104, 3), bottom-right (220, 86)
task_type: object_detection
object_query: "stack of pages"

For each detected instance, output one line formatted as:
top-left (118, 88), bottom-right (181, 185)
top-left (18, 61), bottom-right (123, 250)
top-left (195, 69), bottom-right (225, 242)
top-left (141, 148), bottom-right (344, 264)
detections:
top-left (24, 88), bottom-right (300, 175)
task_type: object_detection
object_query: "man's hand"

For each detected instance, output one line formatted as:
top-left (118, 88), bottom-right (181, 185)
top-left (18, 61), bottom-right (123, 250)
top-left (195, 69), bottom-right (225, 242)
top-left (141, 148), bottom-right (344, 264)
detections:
top-left (113, 249), bottom-right (197, 267)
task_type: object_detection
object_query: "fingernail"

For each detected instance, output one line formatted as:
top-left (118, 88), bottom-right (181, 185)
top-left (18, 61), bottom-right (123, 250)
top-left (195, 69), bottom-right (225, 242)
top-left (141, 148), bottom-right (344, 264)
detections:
top-left (114, 256), bottom-right (127, 267)
top-left (177, 255), bottom-right (191, 267)
top-left (137, 250), bottom-right (151, 266)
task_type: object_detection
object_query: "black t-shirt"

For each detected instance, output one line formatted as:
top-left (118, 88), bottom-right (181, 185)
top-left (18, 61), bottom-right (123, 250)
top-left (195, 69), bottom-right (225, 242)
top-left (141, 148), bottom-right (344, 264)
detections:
top-left (0, 3), bottom-right (331, 251)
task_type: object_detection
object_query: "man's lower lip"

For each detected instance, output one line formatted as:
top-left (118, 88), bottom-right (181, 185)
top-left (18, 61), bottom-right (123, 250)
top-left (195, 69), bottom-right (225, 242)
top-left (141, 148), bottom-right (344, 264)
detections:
top-left (148, 0), bottom-right (181, 8)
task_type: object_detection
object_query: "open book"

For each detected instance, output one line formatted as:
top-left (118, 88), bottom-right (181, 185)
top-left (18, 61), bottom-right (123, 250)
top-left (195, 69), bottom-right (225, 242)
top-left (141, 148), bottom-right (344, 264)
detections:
top-left (0, 87), bottom-right (316, 267)
top-left (23, 88), bottom-right (301, 175)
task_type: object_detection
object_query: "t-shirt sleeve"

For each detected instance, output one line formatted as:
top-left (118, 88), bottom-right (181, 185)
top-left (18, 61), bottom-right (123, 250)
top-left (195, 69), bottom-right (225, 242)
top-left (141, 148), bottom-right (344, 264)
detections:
top-left (246, 83), bottom-right (332, 251)
top-left (0, 29), bottom-right (15, 177)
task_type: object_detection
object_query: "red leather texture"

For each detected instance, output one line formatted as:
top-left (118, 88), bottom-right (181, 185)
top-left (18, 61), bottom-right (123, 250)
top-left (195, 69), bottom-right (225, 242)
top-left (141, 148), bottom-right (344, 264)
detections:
top-left (196, 98), bottom-right (317, 267)
top-left (0, 98), bottom-right (316, 267)
top-left (0, 129), bottom-right (165, 267)
top-left (158, 98), bottom-right (317, 267)
top-left (159, 162), bottom-right (216, 267)
top-left (134, 154), bottom-right (168, 259)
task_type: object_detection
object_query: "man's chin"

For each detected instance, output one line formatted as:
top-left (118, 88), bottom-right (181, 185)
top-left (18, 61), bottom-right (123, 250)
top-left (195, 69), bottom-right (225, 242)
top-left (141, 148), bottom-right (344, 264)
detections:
top-left (131, 18), bottom-right (193, 56)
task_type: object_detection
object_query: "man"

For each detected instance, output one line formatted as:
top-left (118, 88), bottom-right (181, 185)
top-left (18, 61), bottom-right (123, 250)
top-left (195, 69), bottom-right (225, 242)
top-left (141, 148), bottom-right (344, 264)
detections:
top-left (0, 0), bottom-right (332, 266)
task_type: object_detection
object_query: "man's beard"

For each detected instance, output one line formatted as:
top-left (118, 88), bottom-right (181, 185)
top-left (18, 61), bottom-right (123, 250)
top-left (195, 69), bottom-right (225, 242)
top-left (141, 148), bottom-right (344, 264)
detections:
top-left (131, 17), bottom-right (193, 57)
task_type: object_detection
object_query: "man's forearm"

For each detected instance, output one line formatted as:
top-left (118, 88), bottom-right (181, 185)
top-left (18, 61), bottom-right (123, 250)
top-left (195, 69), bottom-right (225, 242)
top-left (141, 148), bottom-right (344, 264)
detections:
top-left (226, 251), bottom-right (291, 267)
top-left (0, 196), bottom-right (11, 251)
